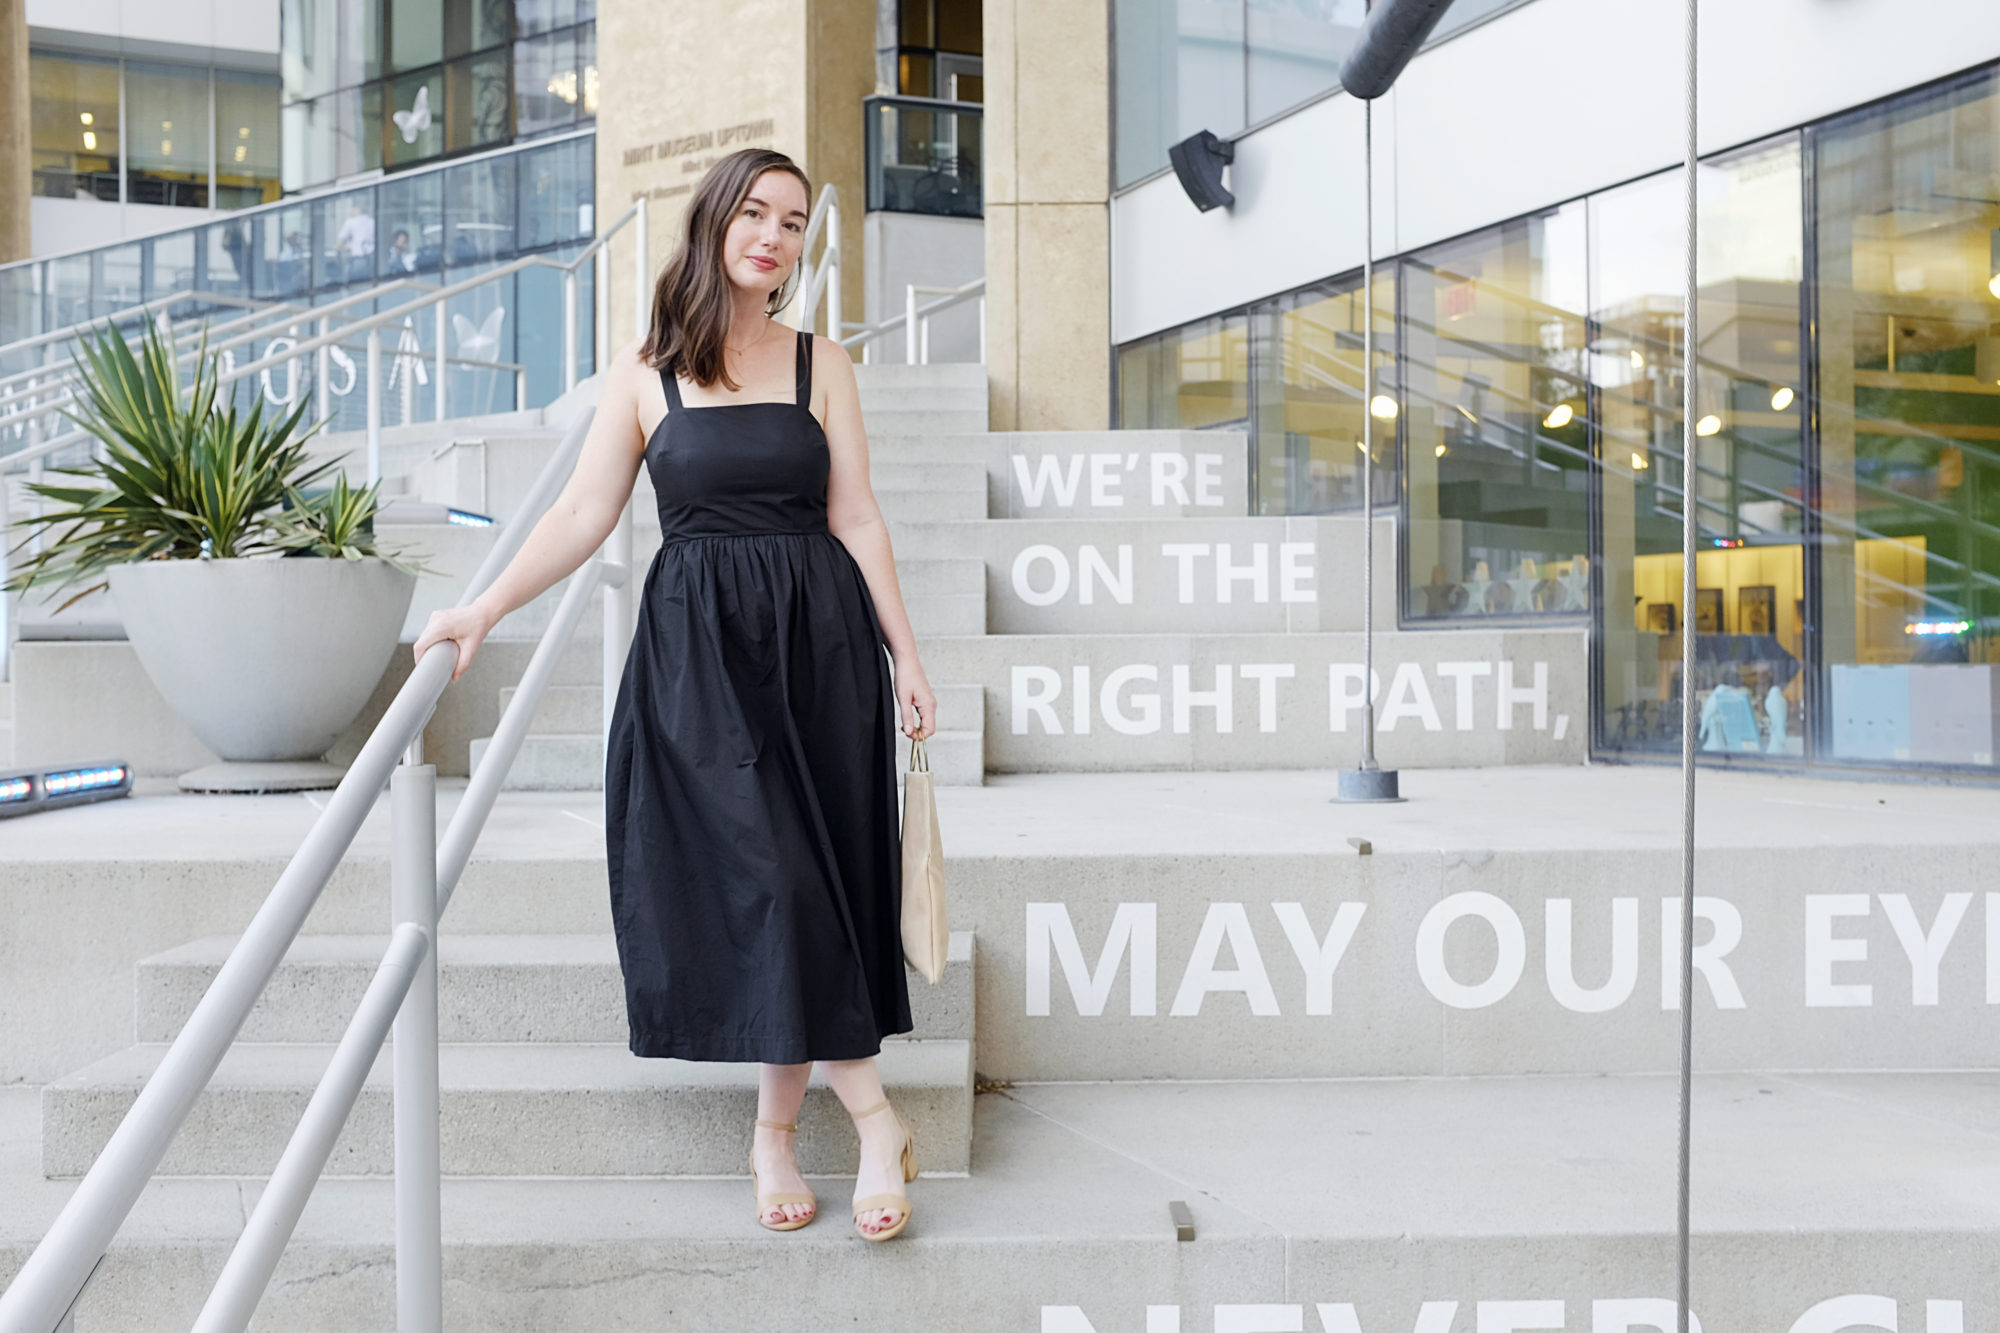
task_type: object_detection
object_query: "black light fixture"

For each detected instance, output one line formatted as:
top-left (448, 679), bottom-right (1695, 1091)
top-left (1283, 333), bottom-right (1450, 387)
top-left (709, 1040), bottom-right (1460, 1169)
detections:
top-left (1168, 130), bottom-right (1235, 212)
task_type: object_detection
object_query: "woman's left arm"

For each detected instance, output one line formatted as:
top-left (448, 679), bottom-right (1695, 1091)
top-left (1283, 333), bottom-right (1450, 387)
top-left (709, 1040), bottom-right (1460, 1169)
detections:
top-left (820, 336), bottom-right (938, 741)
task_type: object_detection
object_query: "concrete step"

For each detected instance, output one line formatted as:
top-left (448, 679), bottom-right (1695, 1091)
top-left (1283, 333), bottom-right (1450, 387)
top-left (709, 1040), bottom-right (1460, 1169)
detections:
top-left (860, 387), bottom-right (991, 417)
top-left (898, 557), bottom-right (986, 596)
top-left (475, 720), bottom-right (987, 789)
top-left (495, 682), bottom-right (599, 734)
top-left (876, 485), bottom-right (986, 523)
top-left (853, 360), bottom-right (987, 392)
top-left (856, 408), bottom-right (989, 438)
top-left (916, 625), bottom-right (1588, 772)
top-left (894, 514), bottom-right (1398, 636)
top-left (42, 1038), bottom-right (972, 1178)
top-left (135, 931), bottom-right (974, 1046)
top-left (868, 460), bottom-right (990, 493)
top-left (906, 591), bottom-right (987, 637)
top-left (9, 1074), bottom-right (1997, 1330)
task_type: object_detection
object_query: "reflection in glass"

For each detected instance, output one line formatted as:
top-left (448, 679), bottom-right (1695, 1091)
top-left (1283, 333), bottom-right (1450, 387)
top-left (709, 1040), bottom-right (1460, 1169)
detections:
top-left (446, 49), bottom-right (513, 153)
top-left (260, 206), bottom-right (313, 298)
top-left (1112, 0), bottom-right (1246, 188)
top-left (1248, 269), bottom-right (1395, 514)
top-left (146, 232), bottom-right (197, 306)
top-left (866, 97), bottom-right (982, 218)
top-left (1118, 312), bottom-right (1250, 434)
top-left (204, 219), bottom-right (259, 300)
top-left (1246, 0), bottom-right (1361, 125)
top-left (379, 172), bottom-right (445, 276)
top-left (215, 70), bottom-right (283, 208)
top-left (1593, 138), bottom-right (1807, 758)
top-left (513, 28), bottom-right (578, 138)
top-left (391, 0), bottom-right (444, 72)
top-left (317, 188), bottom-right (378, 287)
top-left (514, 0), bottom-right (579, 36)
top-left (1814, 69), bottom-right (2000, 769)
top-left (445, 0), bottom-right (512, 58)
top-left (446, 155), bottom-right (518, 268)
top-left (517, 136), bottom-right (594, 250)
top-left (386, 70), bottom-right (447, 168)
top-left (125, 61), bottom-right (211, 208)
top-left (1402, 205), bottom-right (1591, 622)
top-left (30, 52), bottom-right (120, 201)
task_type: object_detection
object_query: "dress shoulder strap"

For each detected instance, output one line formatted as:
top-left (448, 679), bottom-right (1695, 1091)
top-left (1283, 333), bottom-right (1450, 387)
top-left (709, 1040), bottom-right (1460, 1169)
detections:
top-left (794, 329), bottom-right (812, 408)
top-left (658, 359), bottom-right (684, 413)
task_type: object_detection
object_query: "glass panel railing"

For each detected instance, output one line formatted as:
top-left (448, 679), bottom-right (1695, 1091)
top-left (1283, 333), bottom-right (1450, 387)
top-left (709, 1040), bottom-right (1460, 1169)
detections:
top-left (864, 94), bottom-right (982, 219)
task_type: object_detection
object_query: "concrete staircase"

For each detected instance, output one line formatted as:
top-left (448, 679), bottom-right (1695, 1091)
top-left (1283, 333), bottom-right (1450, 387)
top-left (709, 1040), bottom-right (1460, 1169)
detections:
top-left (44, 930), bottom-right (976, 1180)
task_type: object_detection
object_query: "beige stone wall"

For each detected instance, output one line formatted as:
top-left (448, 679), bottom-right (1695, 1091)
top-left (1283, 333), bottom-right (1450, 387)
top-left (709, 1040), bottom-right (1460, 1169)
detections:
top-left (983, 0), bottom-right (1111, 430)
top-left (595, 0), bottom-right (872, 357)
top-left (0, 0), bottom-right (30, 264)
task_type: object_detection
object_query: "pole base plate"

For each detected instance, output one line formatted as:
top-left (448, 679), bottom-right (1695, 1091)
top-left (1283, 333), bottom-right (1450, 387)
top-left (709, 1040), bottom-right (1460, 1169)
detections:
top-left (1334, 768), bottom-right (1405, 803)
top-left (178, 760), bottom-right (345, 793)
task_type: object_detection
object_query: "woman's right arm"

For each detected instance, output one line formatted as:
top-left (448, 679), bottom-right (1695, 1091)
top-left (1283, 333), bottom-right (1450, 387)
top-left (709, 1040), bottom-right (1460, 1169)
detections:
top-left (412, 338), bottom-right (652, 680)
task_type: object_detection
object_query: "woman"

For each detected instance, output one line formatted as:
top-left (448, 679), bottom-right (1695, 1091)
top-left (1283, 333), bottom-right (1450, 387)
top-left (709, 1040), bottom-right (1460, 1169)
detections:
top-left (413, 147), bottom-right (938, 1242)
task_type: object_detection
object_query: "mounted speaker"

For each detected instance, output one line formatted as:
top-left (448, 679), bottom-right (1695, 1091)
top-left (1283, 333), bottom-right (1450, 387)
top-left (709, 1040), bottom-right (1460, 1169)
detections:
top-left (1167, 130), bottom-right (1235, 212)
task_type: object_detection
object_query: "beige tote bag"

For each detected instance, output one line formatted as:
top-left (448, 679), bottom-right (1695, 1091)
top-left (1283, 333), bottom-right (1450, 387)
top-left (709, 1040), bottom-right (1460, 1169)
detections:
top-left (900, 736), bottom-right (949, 984)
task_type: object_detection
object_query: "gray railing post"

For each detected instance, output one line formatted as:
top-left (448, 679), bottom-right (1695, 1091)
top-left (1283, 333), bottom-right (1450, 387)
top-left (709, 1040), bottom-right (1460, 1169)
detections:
top-left (366, 328), bottom-right (383, 485)
top-left (563, 270), bottom-right (578, 393)
top-left (603, 503), bottom-right (634, 741)
top-left (633, 196), bottom-right (650, 342)
top-left (825, 199), bottom-right (840, 340)
top-left (391, 756), bottom-right (442, 1333)
top-left (595, 245), bottom-right (610, 376)
top-left (317, 316), bottom-right (331, 427)
top-left (905, 284), bottom-right (918, 365)
top-left (434, 302), bottom-right (447, 423)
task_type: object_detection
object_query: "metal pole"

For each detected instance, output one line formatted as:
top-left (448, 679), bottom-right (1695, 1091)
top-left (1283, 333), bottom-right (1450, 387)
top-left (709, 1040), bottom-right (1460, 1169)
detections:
top-left (366, 328), bottom-right (383, 485)
top-left (905, 284), bottom-right (918, 365)
top-left (1676, 3), bottom-right (1699, 1333)
top-left (392, 761), bottom-right (442, 1333)
top-left (603, 502), bottom-right (633, 742)
top-left (825, 199), bottom-right (841, 342)
top-left (434, 302), bottom-right (447, 423)
top-left (1360, 98), bottom-right (1378, 772)
top-left (978, 296), bottom-right (986, 366)
top-left (317, 316), bottom-right (331, 427)
top-left (563, 271), bottom-right (578, 393)
top-left (595, 244), bottom-right (611, 376)
top-left (633, 196), bottom-right (651, 344)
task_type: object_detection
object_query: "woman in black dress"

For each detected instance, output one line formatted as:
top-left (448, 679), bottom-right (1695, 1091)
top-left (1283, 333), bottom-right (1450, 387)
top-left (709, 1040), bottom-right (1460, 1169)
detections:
top-left (413, 148), bottom-right (939, 1242)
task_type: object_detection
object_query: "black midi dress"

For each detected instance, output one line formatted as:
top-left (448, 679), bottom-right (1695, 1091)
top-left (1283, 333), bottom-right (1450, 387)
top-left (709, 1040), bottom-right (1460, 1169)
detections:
top-left (604, 328), bottom-right (913, 1064)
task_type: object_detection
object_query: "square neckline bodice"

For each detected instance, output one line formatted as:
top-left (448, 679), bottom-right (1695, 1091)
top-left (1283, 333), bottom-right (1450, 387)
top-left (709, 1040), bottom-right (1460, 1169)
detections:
top-left (651, 327), bottom-right (823, 439)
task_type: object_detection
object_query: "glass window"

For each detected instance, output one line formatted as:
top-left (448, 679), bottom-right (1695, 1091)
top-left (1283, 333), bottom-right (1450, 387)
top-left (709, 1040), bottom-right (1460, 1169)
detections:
top-left (259, 205), bottom-right (313, 299)
top-left (385, 68), bottom-right (446, 168)
top-left (513, 27), bottom-right (577, 137)
top-left (517, 135), bottom-right (593, 250)
top-left (379, 171), bottom-right (445, 276)
top-left (446, 0), bottom-right (512, 57)
top-left (145, 231), bottom-right (197, 305)
top-left (47, 254), bottom-right (90, 331)
top-left (1113, 0), bottom-right (1246, 188)
top-left (1430, 0), bottom-right (1522, 41)
top-left (216, 70), bottom-right (282, 208)
top-left (514, 0), bottom-right (578, 37)
top-left (900, 0), bottom-right (935, 47)
top-left (937, 0), bottom-right (981, 53)
top-left (1813, 69), bottom-right (2000, 770)
top-left (318, 187), bottom-right (379, 287)
top-left (281, 0), bottom-right (378, 100)
top-left (1118, 311), bottom-right (1251, 433)
top-left (1592, 138), bottom-right (1807, 760)
top-left (126, 61), bottom-right (212, 208)
top-left (1246, 0), bottom-right (1361, 125)
top-left (1248, 268), bottom-right (1394, 514)
top-left (204, 218), bottom-right (259, 301)
top-left (446, 48), bottom-right (513, 152)
top-left (578, 22), bottom-right (597, 117)
top-left (1401, 203), bottom-right (1590, 621)
top-left (30, 51), bottom-right (121, 202)
top-left (446, 154), bottom-right (518, 267)
top-left (391, 0), bottom-right (444, 72)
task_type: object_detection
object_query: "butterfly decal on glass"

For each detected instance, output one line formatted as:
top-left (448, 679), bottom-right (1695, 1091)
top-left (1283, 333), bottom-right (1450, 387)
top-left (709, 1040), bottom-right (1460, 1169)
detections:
top-left (393, 85), bottom-right (432, 145)
top-left (452, 307), bottom-right (506, 361)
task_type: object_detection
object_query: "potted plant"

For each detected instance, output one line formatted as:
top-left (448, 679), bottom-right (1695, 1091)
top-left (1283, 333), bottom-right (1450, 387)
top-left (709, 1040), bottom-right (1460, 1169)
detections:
top-left (5, 319), bottom-right (425, 792)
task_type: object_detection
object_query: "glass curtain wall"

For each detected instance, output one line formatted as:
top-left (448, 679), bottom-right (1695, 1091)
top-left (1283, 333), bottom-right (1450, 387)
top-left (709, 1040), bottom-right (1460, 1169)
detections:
top-left (1593, 139), bottom-right (1808, 759)
top-left (1813, 69), bottom-right (2000, 770)
top-left (1401, 204), bottom-right (1591, 621)
top-left (282, 0), bottom-right (596, 192)
top-left (29, 53), bottom-right (121, 202)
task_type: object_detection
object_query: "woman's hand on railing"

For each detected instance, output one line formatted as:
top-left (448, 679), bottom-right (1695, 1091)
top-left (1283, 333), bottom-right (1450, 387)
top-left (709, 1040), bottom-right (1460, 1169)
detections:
top-left (412, 600), bottom-right (500, 682)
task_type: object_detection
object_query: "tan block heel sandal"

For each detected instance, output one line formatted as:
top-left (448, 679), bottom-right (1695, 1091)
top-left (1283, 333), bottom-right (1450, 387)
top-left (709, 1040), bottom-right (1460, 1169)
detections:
top-left (751, 1118), bottom-right (816, 1231)
top-left (850, 1099), bottom-right (919, 1242)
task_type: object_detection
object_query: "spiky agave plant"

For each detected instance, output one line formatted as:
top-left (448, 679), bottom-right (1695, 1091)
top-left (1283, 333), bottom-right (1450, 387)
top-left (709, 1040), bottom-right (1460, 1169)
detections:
top-left (272, 471), bottom-right (427, 575)
top-left (4, 317), bottom-right (342, 610)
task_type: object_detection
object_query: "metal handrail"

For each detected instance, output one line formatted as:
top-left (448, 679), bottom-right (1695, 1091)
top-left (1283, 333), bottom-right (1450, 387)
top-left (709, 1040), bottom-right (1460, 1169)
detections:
top-left (0, 403), bottom-right (617, 1333)
top-left (839, 277), bottom-right (985, 365)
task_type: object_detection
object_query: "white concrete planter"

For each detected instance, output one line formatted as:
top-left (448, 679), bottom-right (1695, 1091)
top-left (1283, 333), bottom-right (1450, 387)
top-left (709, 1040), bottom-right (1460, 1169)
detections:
top-left (109, 558), bottom-right (417, 763)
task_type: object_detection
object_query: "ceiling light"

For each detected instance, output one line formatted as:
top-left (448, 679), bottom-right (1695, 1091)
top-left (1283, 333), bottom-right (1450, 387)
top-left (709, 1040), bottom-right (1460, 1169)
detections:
top-left (1435, 443), bottom-right (1448, 457)
top-left (161, 139), bottom-right (172, 156)
top-left (239, 126), bottom-right (250, 138)
top-left (1628, 349), bottom-right (1645, 370)
top-left (79, 111), bottom-right (92, 125)
top-left (1369, 394), bottom-right (1398, 420)
top-left (1696, 414), bottom-right (1722, 436)
top-left (1988, 273), bottom-right (2000, 300)
top-left (1632, 451), bottom-right (1650, 470)
top-left (1543, 403), bottom-right (1574, 429)
top-left (1770, 386), bottom-right (1794, 411)
top-left (81, 130), bottom-right (96, 150)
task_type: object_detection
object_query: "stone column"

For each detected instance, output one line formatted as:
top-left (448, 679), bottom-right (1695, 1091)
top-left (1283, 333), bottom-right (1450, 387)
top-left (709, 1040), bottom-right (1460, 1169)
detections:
top-left (595, 0), bottom-right (871, 358)
top-left (0, 0), bottom-right (31, 263)
top-left (983, 0), bottom-right (1110, 430)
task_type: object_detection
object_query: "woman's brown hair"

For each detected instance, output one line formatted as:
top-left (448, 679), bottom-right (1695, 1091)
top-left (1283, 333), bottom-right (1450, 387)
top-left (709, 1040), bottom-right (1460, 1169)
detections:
top-left (639, 148), bottom-right (812, 391)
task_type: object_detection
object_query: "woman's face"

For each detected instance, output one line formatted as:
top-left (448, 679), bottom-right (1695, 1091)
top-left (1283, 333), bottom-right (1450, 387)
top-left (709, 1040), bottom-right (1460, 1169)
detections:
top-left (722, 169), bottom-right (808, 299)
